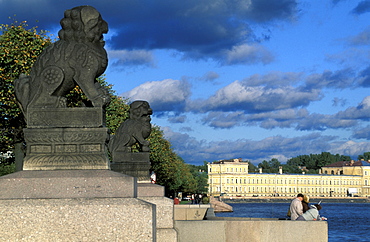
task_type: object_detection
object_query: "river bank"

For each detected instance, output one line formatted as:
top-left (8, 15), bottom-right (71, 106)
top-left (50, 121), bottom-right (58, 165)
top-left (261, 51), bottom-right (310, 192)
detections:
top-left (218, 196), bottom-right (370, 203)
top-left (215, 202), bottom-right (370, 242)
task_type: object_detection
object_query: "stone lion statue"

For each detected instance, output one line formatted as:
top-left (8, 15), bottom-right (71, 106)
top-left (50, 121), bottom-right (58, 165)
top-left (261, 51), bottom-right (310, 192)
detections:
top-left (109, 101), bottom-right (152, 156)
top-left (15, 6), bottom-right (110, 115)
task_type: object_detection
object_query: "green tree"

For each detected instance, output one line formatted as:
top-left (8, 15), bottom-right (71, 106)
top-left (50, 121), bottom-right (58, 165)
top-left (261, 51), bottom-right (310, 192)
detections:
top-left (0, 156), bottom-right (15, 176)
top-left (285, 152), bottom-right (351, 174)
top-left (258, 158), bottom-right (282, 173)
top-left (148, 126), bottom-right (197, 196)
top-left (188, 161), bottom-right (208, 194)
top-left (0, 21), bottom-right (51, 155)
top-left (358, 152), bottom-right (370, 161)
top-left (248, 161), bottom-right (258, 173)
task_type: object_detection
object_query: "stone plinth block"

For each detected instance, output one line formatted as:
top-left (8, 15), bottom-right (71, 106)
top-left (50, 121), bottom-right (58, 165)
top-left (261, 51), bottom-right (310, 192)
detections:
top-left (0, 198), bottom-right (155, 241)
top-left (111, 161), bottom-right (151, 181)
top-left (139, 197), bottom-right (177, 242)
top-left (175, 220), bottom-right (328, 242)
top-left (139, 197), bottom-right (174, 229)
top-left (112, 151), bottom-right (150, 162)
top-left (27, 107), bottom-right (105, 128)
top-left (174, 204), bottom-right (210, 220)
top-left (0, 170), bottom-right (137, 199)
top-left (23, 127), bottom-right (109, 170)
top-left (138, 183), bottom-right (165, 197)
top-left (111, 152), bottom-right (151, 181)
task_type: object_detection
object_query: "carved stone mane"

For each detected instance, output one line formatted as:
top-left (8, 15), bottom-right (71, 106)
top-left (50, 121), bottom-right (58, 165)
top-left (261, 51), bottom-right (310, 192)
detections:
top-left (15, 6), bottom-right (110, 117)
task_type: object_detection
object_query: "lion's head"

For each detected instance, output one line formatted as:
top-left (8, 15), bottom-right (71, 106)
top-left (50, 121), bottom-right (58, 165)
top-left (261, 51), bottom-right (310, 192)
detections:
top-left (58, 6), bottom-right (108, 47)
top-left (129, 101), bottom-right (153, 122)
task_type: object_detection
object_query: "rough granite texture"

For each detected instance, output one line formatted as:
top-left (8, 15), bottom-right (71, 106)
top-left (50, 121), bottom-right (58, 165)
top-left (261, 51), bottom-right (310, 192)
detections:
top-left (0, 170), bottom-right (137, 199)
top-left (0, 198), bottom-right (155, 241)
top-left (139, 197), bottom-right (174, 228)
top-left (137, 183), bottom-right (165, 197)
top-left (0, 170), bottom-right (182, 241)
top-left (174, 206), bottom-right (209, 220)
top-left (175, 220), bottom-right (328, 242)
top-left (139, 197), bottom-right (177, 242)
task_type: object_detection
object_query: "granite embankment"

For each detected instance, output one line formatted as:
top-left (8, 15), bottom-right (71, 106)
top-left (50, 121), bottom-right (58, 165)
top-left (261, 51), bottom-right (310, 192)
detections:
top-left (209, 196), bottom-right (233, 212)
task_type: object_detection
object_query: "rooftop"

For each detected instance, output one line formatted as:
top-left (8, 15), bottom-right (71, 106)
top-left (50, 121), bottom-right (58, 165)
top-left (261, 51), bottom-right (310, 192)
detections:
top-left (323, 160), bottom-right (370, 167)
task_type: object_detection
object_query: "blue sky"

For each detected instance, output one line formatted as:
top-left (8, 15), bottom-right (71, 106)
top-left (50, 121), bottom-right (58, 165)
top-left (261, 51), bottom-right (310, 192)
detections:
top-left (2, 0), bottom-right (370, 165)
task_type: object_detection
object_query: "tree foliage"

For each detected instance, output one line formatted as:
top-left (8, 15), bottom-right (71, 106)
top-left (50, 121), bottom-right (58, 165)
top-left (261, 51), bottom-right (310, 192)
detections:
top-left (0, 21), bottom-right (51, 154)
top-left (357, 152), bottom-right (370, 161)
top-left (254, 152), bottom-right (352, 174)
top-left (258, 158), bottom-right (282, 173)
top-left (148, 126), bottom-right (197, 196)
top-left (286, 152), bottom-right (351, 173)
top-left (248, 161), bottom-right (258, 173)
top-left (188, 161), bottom-right (208, 194)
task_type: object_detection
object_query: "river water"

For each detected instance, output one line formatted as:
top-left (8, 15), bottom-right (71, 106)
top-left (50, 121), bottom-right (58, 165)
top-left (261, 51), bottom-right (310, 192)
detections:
top-left (216, 202), bottom-right (370, 242)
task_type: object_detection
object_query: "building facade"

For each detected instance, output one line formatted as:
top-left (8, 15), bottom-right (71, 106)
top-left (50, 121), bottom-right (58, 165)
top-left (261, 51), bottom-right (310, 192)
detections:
top-left (207, 159), bottom-right (370, 197)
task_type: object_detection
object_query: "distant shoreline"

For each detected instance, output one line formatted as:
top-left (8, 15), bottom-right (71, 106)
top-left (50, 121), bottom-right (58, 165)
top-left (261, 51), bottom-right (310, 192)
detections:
top-left (219, 196), bottom-right (370, 203)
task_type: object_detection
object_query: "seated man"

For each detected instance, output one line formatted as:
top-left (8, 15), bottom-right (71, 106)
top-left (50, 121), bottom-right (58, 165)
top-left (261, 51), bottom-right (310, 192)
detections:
top-left (289, 193), bottom-right (304, 220)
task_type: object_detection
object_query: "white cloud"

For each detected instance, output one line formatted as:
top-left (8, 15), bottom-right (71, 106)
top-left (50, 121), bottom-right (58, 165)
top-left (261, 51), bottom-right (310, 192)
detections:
top-left (222, 44), bottom-right (274, 65)
top-left (122, 79), bottom-right (191, 112)
top-left (329, 140), bottom-right (370, 157)
top-left (336, 96), bottom-right (370, 119)
top-left (242, 71), bottom-right (302, 87)
top-left (192, 80), bottom-right (322, 113)
top-left (162, 127), bottom-right (350, 164)
top-left (108, 49), bottom-right (156, 67)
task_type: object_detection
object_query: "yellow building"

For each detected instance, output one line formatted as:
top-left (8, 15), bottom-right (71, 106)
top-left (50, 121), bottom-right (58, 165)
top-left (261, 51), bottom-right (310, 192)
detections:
top-left (207, 159), bottom-right (370, 197)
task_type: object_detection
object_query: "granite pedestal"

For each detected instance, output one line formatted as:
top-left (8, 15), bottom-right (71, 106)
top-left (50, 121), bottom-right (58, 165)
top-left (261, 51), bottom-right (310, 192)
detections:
top-left (23, 107), bottom-right (110, 170)
top-left (0, 170), bottom-right (177, 241)
top-left (111, 152), bottom-right (151, 181)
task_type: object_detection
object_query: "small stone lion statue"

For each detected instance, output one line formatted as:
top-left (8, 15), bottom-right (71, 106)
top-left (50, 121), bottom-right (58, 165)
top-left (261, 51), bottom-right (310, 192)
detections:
top-left (15, 6), bottom-right (110, 115)
top-left (109, 101), bottom-right (153, 156)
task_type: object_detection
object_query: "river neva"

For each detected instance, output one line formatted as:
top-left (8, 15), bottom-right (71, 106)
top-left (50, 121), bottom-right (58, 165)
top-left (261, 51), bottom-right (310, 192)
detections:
top-left (216, 202), bottom-right (370, 242)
